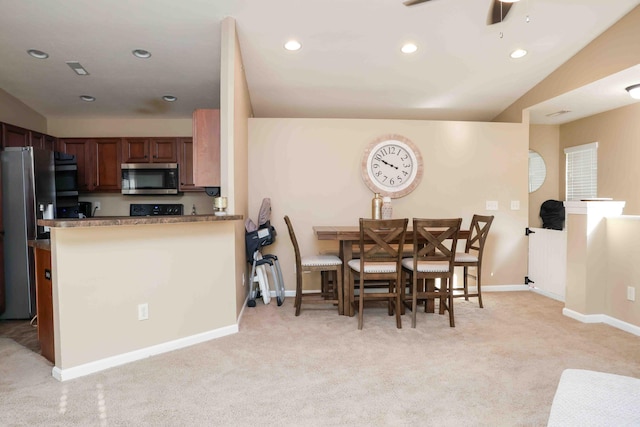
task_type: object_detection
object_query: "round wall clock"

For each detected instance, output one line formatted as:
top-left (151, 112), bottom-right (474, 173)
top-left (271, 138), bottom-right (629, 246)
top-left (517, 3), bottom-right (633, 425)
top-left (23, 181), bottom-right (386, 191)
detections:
top-left (361, 134), bottom-right (423, 198)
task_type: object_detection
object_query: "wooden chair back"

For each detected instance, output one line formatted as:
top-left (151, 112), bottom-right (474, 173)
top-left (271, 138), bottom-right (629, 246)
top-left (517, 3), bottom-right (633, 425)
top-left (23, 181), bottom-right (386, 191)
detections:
top-left (464, 214), bottom-right (494, 259)
top-left (284, 215), bottom-right (302, 282)
top-left (359, 218), bottom-right (408, 266)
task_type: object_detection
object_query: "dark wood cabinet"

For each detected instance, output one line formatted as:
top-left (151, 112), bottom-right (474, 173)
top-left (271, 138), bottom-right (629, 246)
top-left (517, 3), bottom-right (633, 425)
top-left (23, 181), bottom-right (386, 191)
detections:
top-left (58, 138), bottom-right (92, 191)
top-left (34, 247), bottom-right (54, 364)
top-left (29, 131), bottom-right (57, 151)
top-left (0, 164), bottom-right (4, 315)
top-left (94, 139), bottom-right (122, 191)
top-left (1, 123), bottom-right (30, 148)
top-left (177, 137), bottom-right (201, 192)
top-left (122, 137), bottom-right (177, 163)
top-left (58, 138), bottom-right (121, 192)
top-left (192, 109), bottom-right (221, 187)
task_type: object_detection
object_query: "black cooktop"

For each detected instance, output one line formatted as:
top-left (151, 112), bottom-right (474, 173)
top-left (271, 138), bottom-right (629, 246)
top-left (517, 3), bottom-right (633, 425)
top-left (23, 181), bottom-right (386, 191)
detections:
top-left (129, 203), bottom-right (184, 216)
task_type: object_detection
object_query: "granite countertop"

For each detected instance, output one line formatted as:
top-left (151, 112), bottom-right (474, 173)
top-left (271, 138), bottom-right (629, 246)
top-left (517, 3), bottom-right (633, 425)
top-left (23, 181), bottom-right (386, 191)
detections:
top-left (38, 214), bottom-right (243, 228)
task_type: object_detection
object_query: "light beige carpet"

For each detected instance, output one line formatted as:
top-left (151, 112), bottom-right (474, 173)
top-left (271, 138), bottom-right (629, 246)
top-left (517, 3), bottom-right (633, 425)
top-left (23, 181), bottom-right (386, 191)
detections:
top-left (1, 291), bottom-right (639, 426)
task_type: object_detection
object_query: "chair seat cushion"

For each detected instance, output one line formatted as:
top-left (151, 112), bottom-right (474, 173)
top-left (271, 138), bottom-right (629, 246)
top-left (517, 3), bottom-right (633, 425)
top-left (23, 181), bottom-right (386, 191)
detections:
top-left (455, 252), bottom-right (478, 263)
top-left (347, 259), bottom-right (397, 273)
top-left (402, 258), bottom-right (450, 272)
top-left (301, 255), bottom-right (342, 267)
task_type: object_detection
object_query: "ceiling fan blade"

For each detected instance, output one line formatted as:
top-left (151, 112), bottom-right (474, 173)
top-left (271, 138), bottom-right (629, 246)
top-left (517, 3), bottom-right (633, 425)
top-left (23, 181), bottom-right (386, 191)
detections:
top-left (489, 0), bottom-right (514, 25)
top-left (403, 0), bottom-right (434, 6)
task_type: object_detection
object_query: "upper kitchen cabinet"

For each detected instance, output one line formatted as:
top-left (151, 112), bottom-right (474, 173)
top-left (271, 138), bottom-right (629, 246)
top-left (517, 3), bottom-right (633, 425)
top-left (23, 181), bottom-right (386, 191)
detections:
top-left (192, 109), bottom-right (220, 187)
top-left (58, 138), bottom-right (91, 191)
top-left (58, 138), bottom-right (121, 192)
top-left (122, 137), bottom-right (177, 163)
top-left (94, 138), bottom-right (122, 191)
top-left (177, 137), bottom-right (201, 192)
top-left (1, 123), bottom-right (29, 148)
top-left (29, 131), bottom-right (57, 151)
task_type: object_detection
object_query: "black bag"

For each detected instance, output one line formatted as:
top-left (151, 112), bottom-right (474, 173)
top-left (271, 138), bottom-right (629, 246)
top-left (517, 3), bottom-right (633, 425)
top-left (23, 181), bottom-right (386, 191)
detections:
top-left (540, 200), bottom-right (565, 230)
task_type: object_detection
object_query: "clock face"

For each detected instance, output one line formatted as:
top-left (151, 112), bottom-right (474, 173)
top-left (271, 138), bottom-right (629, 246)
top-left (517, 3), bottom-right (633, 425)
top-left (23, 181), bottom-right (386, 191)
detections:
top-left (361, 135), bottom-right (423, 198)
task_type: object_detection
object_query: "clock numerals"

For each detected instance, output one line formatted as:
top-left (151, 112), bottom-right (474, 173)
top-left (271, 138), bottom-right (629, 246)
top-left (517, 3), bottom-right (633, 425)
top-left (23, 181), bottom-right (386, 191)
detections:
top-left (371, 144), bottom-right (413, 188)
top-left (362, 136), bottom-right (422, 198)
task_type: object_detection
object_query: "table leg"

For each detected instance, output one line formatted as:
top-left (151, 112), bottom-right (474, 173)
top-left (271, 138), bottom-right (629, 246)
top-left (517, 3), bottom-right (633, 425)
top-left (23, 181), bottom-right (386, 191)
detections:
top-left (426, 278), bottom-right (435, 313)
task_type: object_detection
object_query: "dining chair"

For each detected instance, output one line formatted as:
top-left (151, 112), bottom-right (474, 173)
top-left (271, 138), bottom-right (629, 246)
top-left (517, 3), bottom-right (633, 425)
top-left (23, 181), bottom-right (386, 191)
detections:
top-left (452, 214), bottom-right (494, 308)
top-left (348, 218), bottom-right (408, 330)
top-left (284, 215), bottom-right (343, 316)
top-left (401, 218), bottom-right (461, 328)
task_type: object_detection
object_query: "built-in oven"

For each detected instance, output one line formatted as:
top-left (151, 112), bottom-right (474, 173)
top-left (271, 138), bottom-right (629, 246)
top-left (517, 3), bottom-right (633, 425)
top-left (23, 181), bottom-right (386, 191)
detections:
top-left (121, 163), bottom-right (179, 195)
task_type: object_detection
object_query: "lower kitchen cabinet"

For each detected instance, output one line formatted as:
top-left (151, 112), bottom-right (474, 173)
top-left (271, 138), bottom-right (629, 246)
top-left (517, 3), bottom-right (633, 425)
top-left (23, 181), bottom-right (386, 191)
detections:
top-left (34, 246), bottom-right (54, 364)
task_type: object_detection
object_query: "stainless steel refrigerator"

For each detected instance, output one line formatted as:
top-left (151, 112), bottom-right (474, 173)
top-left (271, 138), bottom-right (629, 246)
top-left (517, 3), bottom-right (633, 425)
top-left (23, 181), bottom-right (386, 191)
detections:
top-left (0, 147), bottom-right (56, 319)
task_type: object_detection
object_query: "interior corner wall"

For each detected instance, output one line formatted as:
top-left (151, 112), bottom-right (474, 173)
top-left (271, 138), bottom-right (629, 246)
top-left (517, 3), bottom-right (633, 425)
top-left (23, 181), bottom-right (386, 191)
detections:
top-left (559, 102), bottom-right (640, 215)
top-left (0, 88), bottom-right (47, 132)
top-left (529, 125), bottom-right (560, 226)
top-left (248, 119), bottom-right (529, 294)
top-left (220, 16), bottom-right (253, 318)
top-left (494, 6), bottom-right (640, 123)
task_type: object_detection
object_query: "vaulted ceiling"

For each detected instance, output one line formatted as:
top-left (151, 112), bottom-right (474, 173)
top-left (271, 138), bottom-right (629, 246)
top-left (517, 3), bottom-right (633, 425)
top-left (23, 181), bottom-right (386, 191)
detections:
top-left (0, 0), bottom-right (638, 124)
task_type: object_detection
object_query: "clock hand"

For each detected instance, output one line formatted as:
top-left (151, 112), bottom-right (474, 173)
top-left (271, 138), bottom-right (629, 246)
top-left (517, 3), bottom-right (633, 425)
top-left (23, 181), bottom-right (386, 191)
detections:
top-left (381, 159), bottom-right (399, 170)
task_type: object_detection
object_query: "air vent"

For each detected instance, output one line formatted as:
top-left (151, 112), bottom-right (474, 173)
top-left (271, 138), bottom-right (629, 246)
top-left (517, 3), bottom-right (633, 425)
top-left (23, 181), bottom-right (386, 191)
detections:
top-left (65, 61), bottom-right (90, 76)
top-left (545, 110), bottom-right (571, 118)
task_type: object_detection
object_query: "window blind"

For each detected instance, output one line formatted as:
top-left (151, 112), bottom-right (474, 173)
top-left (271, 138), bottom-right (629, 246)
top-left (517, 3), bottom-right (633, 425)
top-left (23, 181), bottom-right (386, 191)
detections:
top-left (565, 142), bottom-right (598, 201)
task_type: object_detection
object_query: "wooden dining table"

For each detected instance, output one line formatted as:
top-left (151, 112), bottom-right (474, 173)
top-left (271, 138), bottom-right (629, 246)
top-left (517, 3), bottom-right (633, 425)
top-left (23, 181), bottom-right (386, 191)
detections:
top-left (313, 225), bottom-right (469, 316)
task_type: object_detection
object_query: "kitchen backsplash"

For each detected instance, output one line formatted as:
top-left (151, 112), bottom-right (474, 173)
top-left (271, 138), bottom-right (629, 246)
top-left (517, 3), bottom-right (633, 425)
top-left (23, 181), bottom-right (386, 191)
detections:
top-left (79, 192), bottom-right (215, 217)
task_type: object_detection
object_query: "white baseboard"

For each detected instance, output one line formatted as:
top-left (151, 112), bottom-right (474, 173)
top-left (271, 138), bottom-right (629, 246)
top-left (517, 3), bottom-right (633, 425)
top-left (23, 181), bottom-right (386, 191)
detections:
top-left (562, 308), bottom-right (640, 337)
top-left (52, 324), bottom-right (238, 382)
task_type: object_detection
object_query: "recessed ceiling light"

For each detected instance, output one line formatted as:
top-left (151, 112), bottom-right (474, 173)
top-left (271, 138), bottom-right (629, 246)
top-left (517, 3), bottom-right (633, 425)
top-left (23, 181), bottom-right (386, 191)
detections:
top-left (162, 95), bottom-right (177, 102)
top-left (284, 40), bottom-right (301, 51)
top-left (66, 61), bottom-right (90, 75)
top-left (401, 43), bottom-right (418, 54)
top-left (510, 48), bottom-right (527, 59)
top-left (27, 49), bottom-right (49, 59)
top-left (132, 49), bottom-right (152, 59)
top-left (80, 95), bottom-right (96, 102)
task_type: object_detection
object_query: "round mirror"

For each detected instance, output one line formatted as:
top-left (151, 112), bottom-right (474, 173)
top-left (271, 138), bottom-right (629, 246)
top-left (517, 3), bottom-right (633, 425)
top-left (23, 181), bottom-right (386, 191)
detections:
top-left (528, 150), bottom-right (546, 193)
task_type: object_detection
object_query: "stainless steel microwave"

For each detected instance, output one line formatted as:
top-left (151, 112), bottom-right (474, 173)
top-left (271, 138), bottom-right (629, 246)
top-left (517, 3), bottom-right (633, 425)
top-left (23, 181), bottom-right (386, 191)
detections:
top-left (121, 163), bottom-right (179, 195)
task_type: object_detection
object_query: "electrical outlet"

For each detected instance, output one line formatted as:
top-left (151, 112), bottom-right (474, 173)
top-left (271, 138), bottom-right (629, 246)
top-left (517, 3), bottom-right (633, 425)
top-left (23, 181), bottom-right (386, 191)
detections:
top-left (627, 286), bottom-right (636, 302)
top-left (138, 303), bottom-right (149, 320)
top-left (94, 201), bottom-right (101, 211)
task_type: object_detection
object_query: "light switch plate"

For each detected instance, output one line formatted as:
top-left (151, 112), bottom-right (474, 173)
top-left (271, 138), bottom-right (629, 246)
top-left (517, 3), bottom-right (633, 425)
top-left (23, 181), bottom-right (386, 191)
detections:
top-left (511, 200), bottom-right (520, 210)
top-left (486, 201), bottom-right (498, 211)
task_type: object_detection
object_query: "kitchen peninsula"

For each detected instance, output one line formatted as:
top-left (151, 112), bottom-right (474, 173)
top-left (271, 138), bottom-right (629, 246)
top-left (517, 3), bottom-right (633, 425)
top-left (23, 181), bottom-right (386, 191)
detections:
top-left (38, 214), bottom-right (242, 381)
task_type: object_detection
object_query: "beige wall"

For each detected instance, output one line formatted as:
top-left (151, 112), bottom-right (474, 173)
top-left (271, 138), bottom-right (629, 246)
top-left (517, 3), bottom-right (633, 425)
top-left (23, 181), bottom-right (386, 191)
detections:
top-left (529, 125), bottom-right (561, 226)
top-left (47, 117), bottom-right (193, 138)
top-left (248, 119), bottom-right (530, 293)
top-left (220, 17), bottom-right (253, 317)
top-left (0, 88), bottom-right (47, 132)
top-left (565, 208), bottom-right (639, 327)
top-left (560, 103), bottom-right (640, 214)
top-left (51, 221), bottom-right (237, 370)
top-left (496, 6), bottom-right (640, 123)
top-left (606, 217), bottom-right (640, 325)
